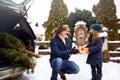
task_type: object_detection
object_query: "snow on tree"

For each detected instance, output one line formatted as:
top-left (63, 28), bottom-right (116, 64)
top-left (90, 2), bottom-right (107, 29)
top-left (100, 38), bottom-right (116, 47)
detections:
top-left (93, 0), bottom-right (119, 40)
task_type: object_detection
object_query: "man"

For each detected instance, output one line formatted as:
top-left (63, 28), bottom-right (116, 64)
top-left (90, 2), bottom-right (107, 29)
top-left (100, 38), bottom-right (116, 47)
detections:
top-left (50, 24), bottom-right (80, 80)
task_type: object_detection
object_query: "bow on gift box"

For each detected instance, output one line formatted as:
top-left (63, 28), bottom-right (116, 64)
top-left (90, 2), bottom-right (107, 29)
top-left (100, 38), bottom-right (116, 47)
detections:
top-left (76, 47), bottom-right (89, 54)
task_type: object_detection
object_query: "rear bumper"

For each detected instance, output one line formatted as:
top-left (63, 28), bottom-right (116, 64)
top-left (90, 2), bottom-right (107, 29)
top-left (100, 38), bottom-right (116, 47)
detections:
top-left (0, 67), bottom-right (26, 80)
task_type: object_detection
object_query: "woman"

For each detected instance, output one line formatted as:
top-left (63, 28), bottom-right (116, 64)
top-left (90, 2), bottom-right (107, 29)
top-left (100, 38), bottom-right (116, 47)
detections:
top-left (50, 24), bottom-right (79, 80)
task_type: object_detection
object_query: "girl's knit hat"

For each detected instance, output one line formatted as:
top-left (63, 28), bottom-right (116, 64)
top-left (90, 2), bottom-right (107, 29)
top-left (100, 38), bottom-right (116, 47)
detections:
top-left (90, 24), bottom-right (102, 31)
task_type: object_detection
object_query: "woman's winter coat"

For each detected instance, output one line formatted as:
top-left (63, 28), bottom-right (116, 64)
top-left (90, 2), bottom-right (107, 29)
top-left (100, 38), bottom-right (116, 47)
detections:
top-left (50, 36), bottom-right (71, 62)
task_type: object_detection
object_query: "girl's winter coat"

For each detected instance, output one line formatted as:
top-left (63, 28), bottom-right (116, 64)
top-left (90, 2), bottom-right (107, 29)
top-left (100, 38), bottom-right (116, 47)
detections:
top-left (86, 34), bottom-right (105, 65)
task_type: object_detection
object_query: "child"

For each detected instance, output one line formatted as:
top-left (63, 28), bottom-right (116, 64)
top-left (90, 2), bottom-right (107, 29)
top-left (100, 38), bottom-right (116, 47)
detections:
top-left (85, 24), bottom-right (107, 80)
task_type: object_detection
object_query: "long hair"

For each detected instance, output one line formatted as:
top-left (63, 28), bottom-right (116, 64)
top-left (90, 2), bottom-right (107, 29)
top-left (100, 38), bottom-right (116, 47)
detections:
top-left (87, 30), bottom-right (100, 44)
top-left (92, 30), bottom-right (99, 44)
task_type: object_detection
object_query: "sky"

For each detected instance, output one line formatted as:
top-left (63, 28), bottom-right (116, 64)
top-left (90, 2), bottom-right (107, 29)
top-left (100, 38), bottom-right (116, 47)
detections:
top-left (11, 0), bottom-right (120, 35)
top-left (12, 0), bottom-right (120, 25)
top-left (25, 0), bottom-right (120, 26)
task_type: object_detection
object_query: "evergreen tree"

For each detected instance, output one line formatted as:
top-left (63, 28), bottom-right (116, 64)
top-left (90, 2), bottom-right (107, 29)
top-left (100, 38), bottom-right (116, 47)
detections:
top-left (65, 8), bottom-right (96, 41)
top-left (93, 0), bottom-right (119, 40)
top-left (45, 0), bottom-right (68, 40)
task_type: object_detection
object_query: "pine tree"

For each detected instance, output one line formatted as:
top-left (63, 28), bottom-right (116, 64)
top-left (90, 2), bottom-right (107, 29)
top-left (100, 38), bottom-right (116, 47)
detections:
top-left (45, 0), bottom-right (68, 40)
top-left (93, 0), bottom-right (119, 40)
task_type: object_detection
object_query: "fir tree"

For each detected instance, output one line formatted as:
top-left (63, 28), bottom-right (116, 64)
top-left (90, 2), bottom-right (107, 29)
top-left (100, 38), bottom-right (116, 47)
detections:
top-left (45, 0), bottom-right (68, 40)
top-left (93, 0), bottom-right (119, 40)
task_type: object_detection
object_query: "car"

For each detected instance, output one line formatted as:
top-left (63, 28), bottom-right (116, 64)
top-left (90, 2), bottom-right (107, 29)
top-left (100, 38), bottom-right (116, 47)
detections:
top-left (0, 6), bottom-right (36, 80)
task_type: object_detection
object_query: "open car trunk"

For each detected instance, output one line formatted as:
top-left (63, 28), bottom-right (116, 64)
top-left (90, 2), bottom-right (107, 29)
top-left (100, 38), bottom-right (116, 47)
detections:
top-left (0, 6), bottom-right (36, 79)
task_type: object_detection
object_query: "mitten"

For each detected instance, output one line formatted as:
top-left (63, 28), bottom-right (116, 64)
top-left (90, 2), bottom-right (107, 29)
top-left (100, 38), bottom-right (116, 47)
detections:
top-left (76, 47), bottom-right (89, 54)
top-left (70, 47), bottom-right (79, 54)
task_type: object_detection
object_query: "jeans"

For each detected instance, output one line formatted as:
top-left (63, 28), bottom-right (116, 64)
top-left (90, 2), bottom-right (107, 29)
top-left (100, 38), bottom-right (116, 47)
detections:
top-left (90, 63), bottom-right (102, 80)
top-left (50, 58), bottom-right (80, 80)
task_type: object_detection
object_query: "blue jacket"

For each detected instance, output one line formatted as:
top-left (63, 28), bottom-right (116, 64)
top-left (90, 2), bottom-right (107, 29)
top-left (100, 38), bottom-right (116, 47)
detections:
top-left (86, 35), bottom-right (104, 65)
top-left (50, 36), bottom-right (71, 62)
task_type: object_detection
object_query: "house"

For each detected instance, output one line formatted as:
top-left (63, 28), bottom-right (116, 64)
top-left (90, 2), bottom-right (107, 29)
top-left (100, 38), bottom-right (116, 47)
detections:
top-left (30, 23), bottom-right (45, 41)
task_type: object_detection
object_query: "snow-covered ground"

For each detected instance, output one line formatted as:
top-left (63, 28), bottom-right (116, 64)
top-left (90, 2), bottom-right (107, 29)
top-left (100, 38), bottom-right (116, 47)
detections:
top-left (20, 54), bottom-right (120, 80)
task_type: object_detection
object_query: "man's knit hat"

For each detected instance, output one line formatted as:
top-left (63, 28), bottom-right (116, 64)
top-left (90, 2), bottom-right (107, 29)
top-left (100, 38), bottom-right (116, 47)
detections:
top-left (90, 24), bottom-right (102, 31)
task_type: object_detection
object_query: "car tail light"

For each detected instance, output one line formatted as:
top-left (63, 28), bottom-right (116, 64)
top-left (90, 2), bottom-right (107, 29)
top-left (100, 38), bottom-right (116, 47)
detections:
top-left (4, 77), bottom-right (12, 80)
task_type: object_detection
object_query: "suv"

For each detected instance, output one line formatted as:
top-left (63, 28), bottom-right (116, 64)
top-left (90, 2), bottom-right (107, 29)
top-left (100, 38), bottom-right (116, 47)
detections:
top-left (0, 6), bottom-right (36, 80)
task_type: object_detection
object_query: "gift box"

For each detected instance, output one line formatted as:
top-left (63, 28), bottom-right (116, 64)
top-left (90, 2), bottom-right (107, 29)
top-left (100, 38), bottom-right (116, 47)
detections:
top-left (76, 47), bottom-right (89, 54)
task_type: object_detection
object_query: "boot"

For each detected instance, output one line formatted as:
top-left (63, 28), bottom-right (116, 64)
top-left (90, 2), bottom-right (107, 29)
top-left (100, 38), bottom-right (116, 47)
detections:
top-left (59, 72), bottom-right (66, 80)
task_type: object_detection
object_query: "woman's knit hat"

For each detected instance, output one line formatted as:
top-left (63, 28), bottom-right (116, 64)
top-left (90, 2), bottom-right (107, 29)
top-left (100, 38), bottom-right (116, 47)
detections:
top-left (90, 24), bottom-right (102, 31)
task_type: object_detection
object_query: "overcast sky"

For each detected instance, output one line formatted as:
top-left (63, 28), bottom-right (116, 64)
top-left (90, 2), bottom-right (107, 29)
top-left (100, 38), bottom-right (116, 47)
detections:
top-left (14, 0), bottom-right (120, 26)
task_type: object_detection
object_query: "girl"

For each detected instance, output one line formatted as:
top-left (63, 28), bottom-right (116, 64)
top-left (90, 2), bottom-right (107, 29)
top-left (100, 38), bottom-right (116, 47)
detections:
top-left (85, 24), bottom-right (107, 80)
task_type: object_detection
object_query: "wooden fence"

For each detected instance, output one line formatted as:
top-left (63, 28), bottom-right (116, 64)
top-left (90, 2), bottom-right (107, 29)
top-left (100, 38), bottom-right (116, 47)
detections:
top-left (35, 41), bottom-right (120, 56)
top-left (35, 41), bottom-right (50, 55)
top-left (108, 41), bottom-right (120, 57)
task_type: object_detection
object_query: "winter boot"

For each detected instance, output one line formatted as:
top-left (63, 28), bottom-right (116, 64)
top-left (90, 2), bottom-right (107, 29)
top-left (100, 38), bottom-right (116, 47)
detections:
top-left (59, 72), bottom-right (66, 80)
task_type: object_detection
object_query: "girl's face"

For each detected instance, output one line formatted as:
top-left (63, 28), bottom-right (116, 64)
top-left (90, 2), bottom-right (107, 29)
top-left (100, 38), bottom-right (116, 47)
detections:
top-left (59, 30), bottom-right (68, 38)
top-left (89, 28), bottom-right (96, 35)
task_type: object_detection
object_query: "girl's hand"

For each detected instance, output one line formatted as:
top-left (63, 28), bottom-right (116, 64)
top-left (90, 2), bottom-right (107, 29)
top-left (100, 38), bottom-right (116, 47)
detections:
top-left (76, 47), bottom-right (89, 54)
top-left (83, 48), bottom-right (89, 54)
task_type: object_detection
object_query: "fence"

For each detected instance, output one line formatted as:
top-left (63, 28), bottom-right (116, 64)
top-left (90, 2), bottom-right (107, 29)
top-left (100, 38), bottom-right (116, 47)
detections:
top-left (108, 41), bottom-right (120, 57)
top-left (35, 41), bottom-right (50, 55)
top-left (35, 40), bottom-right (120, 56)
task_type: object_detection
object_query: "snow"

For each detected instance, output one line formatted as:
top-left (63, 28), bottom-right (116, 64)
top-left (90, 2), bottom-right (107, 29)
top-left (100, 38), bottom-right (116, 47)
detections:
top-left (118, 30), bottom-right (120, 34)
top-left (108, 41), bottom-right (120, 43)
top-left (75, 21), bottom-right (86, 26)
top-left (35, 41), bottom-right (50, 43)
top-left (22, 54), bottom-right (120, 80)
top-left (109, 51), bottom-right (120, 53)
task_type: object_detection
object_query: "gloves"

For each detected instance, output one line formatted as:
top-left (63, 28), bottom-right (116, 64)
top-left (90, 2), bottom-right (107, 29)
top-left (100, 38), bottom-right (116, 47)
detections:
top-left (76, 47), bottom-right (89, 54)
top-left (70, 47), bottom-right (80, 54)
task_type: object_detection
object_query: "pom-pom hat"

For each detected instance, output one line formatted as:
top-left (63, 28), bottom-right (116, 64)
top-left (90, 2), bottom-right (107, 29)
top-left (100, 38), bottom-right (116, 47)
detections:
top-left (90, 24), bottom-right (102, 31)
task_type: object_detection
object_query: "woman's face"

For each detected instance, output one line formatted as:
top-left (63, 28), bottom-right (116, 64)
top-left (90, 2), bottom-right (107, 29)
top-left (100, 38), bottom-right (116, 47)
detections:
top-left (59, 30), bottom-right (68, 38)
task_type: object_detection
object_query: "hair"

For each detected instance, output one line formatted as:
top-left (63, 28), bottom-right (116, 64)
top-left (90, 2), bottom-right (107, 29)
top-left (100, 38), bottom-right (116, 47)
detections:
top-left (91, 30), bottom-right (99, 44)
top-left (87, 29), bottom-right (101, 44)
top-left (52, 24), bottom-right (69, 37)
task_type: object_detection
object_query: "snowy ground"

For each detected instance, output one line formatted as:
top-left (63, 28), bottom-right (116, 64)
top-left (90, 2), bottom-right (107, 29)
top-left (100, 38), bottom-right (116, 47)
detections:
top-left (17, 54), bottom-right (120, 80)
